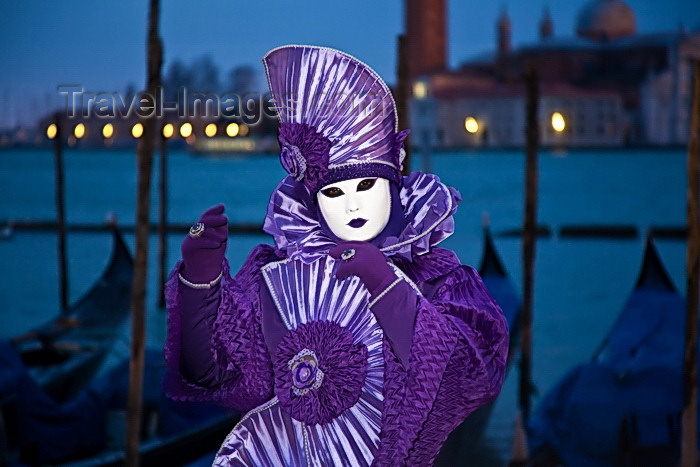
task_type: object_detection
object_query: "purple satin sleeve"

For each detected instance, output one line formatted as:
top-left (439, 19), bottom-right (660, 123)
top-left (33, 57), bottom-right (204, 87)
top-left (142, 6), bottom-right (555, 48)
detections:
top-left (177, 267), bottom-right (225, 386)
top-left (431, 266), bottom-right (508, 409)
top-left (375, 265), bottom-right (509, 466)
top-left (368, 278), bottom-right (417, 368)
top-left (413, 265), bottom-right (508, 465)
top-left (163, 245), bottom-right (278, 411)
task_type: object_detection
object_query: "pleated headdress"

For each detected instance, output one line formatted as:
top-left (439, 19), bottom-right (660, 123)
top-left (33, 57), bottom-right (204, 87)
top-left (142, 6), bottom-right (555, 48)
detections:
top-left (263, 45), bottom-right (409, 194)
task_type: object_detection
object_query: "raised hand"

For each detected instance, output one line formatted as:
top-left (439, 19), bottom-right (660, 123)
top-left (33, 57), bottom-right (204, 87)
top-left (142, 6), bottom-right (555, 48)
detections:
top-left (181, 204), bottom-right (228, 283)
top-left (329, 241), bottom-right (397, 296)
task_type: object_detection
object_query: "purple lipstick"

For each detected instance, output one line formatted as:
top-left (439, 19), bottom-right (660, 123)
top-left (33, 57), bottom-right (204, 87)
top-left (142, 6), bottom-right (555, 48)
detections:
top-left (348, 218), bottom-right (368, 228)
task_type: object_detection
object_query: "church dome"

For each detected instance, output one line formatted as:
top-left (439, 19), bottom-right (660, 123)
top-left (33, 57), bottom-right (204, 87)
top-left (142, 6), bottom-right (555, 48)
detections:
top-left (576, 0), bottom-right (637, 42)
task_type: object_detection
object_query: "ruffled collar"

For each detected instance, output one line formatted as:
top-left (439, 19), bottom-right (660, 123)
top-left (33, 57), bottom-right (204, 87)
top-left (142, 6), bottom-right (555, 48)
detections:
top-left (263, 171), bottom-right (461, 264)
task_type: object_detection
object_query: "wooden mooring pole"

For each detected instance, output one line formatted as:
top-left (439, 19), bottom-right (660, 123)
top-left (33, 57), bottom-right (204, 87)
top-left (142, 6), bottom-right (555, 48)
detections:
top-left (520, 61), bottom-right (539, 422)
top-left (53, 112), bottom-right (69, 313)
top-left (681, 58), bottom-right (700, 467)
top-left (157, 130), bottom-right (168, 309)
top-left (126, 0), bottom-right (162, 464)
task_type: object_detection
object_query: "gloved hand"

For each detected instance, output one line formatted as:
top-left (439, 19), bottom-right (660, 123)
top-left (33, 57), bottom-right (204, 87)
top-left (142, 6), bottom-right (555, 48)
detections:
top-left (329, 241), bottom-right (397, 297)
top-left (180, 204), bottom-right (228, 283)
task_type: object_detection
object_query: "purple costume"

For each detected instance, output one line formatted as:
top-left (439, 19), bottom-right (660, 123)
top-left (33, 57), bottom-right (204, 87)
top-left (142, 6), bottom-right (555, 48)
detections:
top-left (164, 46), bottom-right (508, 466)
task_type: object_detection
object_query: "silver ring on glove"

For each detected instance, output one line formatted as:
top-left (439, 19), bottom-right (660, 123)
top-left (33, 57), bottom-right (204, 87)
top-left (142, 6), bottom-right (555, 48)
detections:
top-left (340, 248), bottom-right (356, 261)
top-left (189, 222), bottom-right (205, 238)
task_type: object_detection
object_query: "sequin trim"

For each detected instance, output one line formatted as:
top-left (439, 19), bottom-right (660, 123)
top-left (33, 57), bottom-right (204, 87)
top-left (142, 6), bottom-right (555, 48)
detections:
top-left (328, 160), bottom-right (398, 170)
top-left (368, 276), bottom-right (404, 308)
top-left (261, 258), bottom-right (294, 330)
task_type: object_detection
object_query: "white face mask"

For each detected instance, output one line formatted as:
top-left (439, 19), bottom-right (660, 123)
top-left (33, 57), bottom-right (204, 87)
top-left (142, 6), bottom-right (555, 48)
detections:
top-left (317, 177), bottom-right (391, 242)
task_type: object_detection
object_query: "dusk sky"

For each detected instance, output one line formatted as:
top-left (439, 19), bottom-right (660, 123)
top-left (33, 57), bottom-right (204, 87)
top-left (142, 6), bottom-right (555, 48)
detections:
top-left (1, 0), bottom-right (699, 128)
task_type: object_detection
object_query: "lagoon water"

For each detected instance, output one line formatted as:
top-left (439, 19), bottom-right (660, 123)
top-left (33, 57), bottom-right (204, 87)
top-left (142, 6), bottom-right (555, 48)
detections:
top-left (0, 146), bottom-right (689, 465)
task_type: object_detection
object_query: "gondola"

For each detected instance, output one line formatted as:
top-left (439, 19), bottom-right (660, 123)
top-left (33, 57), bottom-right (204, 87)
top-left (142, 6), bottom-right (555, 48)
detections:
top-left (51, 349), bottom-right (239, 467)
top-left (436, 224), bottom-right (522, 464)
top-left (0, 345), bottom-right (237, 466)
top-left (10, 226), bottom-right (133, 402)
top-left (527, 236), bottom-right (687, 466)
top-left (0, 226), bottom-right (234, 466)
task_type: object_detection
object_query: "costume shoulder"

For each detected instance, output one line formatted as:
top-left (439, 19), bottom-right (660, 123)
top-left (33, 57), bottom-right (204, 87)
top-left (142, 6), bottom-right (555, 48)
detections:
top-left (392, 247), bottom-right (461, 284)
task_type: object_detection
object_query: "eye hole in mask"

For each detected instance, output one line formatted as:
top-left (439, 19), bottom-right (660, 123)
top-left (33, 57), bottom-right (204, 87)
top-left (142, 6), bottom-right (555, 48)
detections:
top-left (320, 187), bottom-right (344, 198)
top-left (356, 178), bottom-right (376, 192)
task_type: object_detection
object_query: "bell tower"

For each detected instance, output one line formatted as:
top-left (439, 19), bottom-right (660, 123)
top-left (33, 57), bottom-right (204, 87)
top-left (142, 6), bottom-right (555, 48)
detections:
top-left (497, 8), bottom-right (511, 55)
top-left (405, 0), bottom-right (447, 79)
top-left (540, 7), bottom-right (554, 39)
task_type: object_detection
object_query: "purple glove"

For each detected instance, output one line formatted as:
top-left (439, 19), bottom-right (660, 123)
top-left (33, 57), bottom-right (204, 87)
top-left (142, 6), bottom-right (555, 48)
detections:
top-left (180, 204), bottom-right (228, 283)
top-left (330, 241), bottom-right (416, 368)
top-left (329, 241), bottom-right (397, 298)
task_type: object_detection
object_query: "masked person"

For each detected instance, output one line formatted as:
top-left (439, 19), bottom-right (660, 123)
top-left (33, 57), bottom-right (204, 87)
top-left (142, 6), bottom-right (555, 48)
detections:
top-left (164, 45), bottom-right (508, 466)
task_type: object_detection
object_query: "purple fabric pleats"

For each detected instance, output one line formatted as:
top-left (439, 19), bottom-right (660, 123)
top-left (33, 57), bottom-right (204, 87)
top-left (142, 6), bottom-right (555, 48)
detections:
top-left (391, 246), bottom-right (462, 284)
top-left (274, 321), bottom-right (368, 425)
top-left (167, 247), bottom-right (509, 466)
top-left (213, 253), bottom-right (387, 466)
top-left (375, 265), bottom-right (508, 466)
top-left (405, 271), bottom-right (508, 465)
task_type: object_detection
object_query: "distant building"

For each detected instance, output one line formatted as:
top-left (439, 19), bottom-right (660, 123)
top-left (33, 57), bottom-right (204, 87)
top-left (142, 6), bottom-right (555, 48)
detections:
top-left (406, 0), bottom-right (700, 149)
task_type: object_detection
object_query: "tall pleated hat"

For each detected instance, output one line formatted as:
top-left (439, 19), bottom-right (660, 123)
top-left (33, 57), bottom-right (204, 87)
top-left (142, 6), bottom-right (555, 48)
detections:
top-left (263, 45), bottom-right (410, 194)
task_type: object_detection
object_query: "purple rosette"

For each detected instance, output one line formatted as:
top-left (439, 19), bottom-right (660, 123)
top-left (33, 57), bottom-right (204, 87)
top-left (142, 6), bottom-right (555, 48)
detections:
top-left (274, 320), bottom-right (368, 425)
top-left (277, 123), bottom-right (331, 193)
top-left (288, 348), bottom-right (324, 396)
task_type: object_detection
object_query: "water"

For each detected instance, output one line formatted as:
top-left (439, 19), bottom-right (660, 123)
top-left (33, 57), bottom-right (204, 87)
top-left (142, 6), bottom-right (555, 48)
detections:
top-left (0, 146), bottom-right (689, 465)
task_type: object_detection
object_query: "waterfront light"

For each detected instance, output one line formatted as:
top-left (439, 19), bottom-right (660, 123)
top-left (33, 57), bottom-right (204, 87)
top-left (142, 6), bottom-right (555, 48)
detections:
top-left (46, 123), bottom-right (58, 140)
top-left (551, 112), bottom-right (566, 132)
top-left (102, 123), bottom-right (114, 139)
top-left (413, 81), bottom-right (428, 99)
top-left (162, 123), bottom-right (174, 139)
top-left (132, 122), bottom-right (144, 138)
top-left (464, 117), bottom-right (479, 134)
top-left (180, 122), bottom-right (193, 138)
top-left (74, 123), bottom-right (86, 139)
top-left (205, 123), bottom-right (217, 137)
top-left (226, 122), bottom-right (240, 137)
